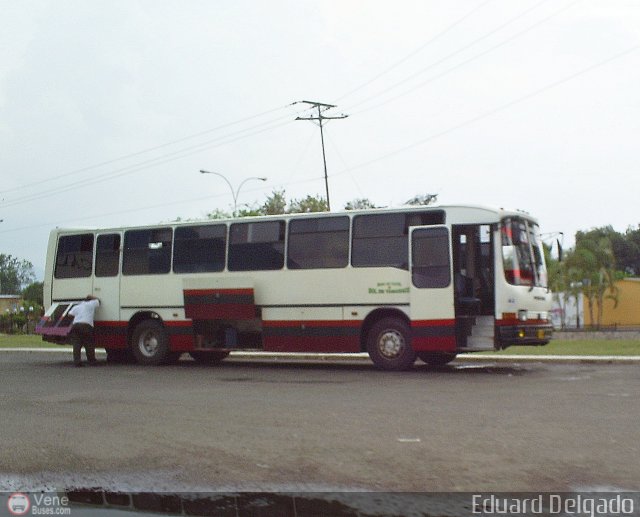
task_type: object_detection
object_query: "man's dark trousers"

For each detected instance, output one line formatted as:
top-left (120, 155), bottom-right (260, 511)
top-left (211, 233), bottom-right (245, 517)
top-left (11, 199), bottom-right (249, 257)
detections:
top-left (70, 323), bottom-right (96, 365)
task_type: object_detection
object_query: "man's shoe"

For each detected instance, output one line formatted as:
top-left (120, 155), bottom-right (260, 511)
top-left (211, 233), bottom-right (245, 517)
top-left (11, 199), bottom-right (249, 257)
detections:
top-left (74, 363), bottom-right (84, 367)
top-left (88, 361), bottom-right (98, 367)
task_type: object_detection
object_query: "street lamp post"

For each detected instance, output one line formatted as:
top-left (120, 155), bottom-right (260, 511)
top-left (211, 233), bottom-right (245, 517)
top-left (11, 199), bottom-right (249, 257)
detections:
top-left (200, 170), bottom-right (267, 217)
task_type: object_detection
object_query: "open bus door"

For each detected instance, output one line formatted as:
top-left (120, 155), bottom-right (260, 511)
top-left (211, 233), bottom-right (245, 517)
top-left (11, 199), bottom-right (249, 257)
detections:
top-left (451, 224), bottom-right (496, 350)
top-left (409, 226), bottom-right (457, 355)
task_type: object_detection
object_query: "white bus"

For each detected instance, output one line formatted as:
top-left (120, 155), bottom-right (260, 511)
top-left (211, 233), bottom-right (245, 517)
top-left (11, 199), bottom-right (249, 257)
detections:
top-left (37, 205), bottom-right (553, 370)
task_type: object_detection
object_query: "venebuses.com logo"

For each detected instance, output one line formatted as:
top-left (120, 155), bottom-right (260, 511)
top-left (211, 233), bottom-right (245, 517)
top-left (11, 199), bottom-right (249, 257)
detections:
top-left (6, 492), bottom-right (71, 515)
top-left (7, 493), bottom-right (30, 516)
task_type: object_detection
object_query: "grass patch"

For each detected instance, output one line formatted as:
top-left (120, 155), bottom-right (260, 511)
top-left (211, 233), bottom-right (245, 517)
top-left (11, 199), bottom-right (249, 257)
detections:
top-left (0, 334), bottom-right (67, 348)
top-left (483, 339), bottom-right (640, 356)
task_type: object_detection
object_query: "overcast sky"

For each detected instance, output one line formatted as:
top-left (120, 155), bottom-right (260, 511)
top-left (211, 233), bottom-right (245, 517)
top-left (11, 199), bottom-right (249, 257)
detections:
top-left (1, 0), bottom-right (639, 277)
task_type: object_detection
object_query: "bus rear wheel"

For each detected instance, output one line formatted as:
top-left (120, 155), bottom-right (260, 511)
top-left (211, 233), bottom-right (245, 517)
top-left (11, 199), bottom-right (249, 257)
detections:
top-left (189, 351), bottom-right (230, 365)
top-left (417, 352), bottom-right (457, 366)
top-left (366, 317), bottom-right (416, 371)
top-left (131, 320), bottom-right (170, 365)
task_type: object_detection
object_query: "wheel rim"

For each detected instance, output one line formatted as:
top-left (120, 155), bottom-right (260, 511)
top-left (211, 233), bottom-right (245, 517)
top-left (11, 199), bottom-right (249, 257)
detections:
top-left (138, 330), bottom-right (159, 357)
top-left (376, 329), bottom-right (405, 359)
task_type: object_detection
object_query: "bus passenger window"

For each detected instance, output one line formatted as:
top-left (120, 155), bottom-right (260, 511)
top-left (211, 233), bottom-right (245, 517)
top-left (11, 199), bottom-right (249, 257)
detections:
top-left (123, 228), bottom-right (173, 275)
top-left (228, 221), bottom-right (285, 271)
top-left (288, 216), bottom-right (349, 269)
top-left (352, 211), bottom-right (444, 269)
top-left (55, 234), bottom-right (94, 279)
top-left (174, 224), bottom-right (226, 273)
top-left (352, 213), bottom-right (409, 268)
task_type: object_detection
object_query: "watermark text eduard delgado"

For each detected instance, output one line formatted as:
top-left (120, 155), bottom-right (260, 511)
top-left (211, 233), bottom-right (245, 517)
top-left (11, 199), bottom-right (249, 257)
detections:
top-left (472, 494), bottom-right (635, 517)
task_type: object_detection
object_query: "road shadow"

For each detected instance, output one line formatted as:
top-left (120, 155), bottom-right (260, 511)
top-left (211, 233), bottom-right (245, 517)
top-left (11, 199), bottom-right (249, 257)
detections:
top-left (16, 352), bottom-right (534, 377)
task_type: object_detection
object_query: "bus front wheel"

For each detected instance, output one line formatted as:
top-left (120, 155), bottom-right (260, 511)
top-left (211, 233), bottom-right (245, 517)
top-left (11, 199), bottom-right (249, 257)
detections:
top-left (366, 317), bottom-right (416, 371)
top-left (131, 320), bottom-right (170, 365)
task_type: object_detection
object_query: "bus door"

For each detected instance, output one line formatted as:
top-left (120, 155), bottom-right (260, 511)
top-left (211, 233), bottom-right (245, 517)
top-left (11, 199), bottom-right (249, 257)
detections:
top-left (451, 224), bottom-right (496, 350)
top-left (409, 226), bottom-right (456, 352)
top-left (92, 232), bottom-right (122, 322)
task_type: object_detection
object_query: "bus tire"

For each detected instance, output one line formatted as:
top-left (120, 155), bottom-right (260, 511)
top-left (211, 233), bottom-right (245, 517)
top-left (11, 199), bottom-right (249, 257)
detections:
top-left (131, 320), bottom-right (170, 365)
top-left (366, 317), bottom-right (416, 371)
top-left (189, 351), bottom-right (229, 365)
top-left (417, 352), bottom-right (457, 366)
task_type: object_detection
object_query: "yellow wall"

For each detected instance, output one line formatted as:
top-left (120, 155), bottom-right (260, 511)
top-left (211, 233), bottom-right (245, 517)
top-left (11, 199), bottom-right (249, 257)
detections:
top-left (584, 278), bottom-right (640, 327)
top-left (0, 296), bottom-right (22, 314)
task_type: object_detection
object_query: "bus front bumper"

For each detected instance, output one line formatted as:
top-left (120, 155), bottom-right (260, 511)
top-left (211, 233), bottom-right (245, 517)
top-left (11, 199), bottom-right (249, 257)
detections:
top-left (496, 323), bottom-right (554, 348)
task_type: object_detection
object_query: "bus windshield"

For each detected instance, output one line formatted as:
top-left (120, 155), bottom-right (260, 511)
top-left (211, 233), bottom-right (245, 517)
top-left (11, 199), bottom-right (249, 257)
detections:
top-left (501, 217), bottom-right (547, 288)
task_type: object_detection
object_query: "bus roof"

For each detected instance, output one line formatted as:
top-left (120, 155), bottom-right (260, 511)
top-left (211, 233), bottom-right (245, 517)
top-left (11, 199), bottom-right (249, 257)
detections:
top-left (49, 204), bottom-right (539, 234)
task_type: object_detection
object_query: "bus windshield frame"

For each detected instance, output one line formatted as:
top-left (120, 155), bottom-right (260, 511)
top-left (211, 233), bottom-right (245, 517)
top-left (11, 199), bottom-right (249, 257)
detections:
top-left (501, 217), bottom-right (548, 288)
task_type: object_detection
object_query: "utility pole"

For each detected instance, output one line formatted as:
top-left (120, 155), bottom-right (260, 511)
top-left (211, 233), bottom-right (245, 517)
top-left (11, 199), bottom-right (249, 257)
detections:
top-left (295, 100), bottom-right (348, 211)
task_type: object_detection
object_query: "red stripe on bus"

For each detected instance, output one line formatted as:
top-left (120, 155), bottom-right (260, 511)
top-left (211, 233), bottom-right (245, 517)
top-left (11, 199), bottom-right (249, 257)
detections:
top-left (95, 320), bottom-right (128, 328)
top-left (264, 335), bottom-right (360, 353)
top-left (183, 288), bottom-right (254, 296)
top-left (165, 320), bottom-right (195, 327)
top-left (185, 304), bottom-right (255, 320)
top-left (263, 320), bottom-right (361, 328)
top-left (412, 319), bottom-right (456, 327)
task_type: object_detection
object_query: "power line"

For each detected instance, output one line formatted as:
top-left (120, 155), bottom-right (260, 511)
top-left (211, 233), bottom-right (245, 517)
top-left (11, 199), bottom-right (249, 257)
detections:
top-left (0, 173), bottom-right (326, 236)
top-left (334, 0), bottom-right (493, 103)
top-left (295, 100), bottom-right (348, 211)
top-left (2, 116), bottom-right (295, 209)
top-left (330, 44), bottom-right (640, 179)
top-left (344, 0), bottom-right (553, 113)
top-left (0, 103), bottom-right (295, 197)
top-left (350, 0), bottom-right (580, 116)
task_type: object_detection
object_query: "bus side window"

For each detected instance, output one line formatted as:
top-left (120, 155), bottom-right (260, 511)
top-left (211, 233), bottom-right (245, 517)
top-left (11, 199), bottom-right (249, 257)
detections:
top-left (55, 234), bottom-right (94, 279)
top-left (352, 211), bottom-right (446, 269)
top-left (411, 228), bottom-right (451, 289)
top-left (352, 213), bottom-right (408, 268)
top-left (123, 228), bottom-right (173, 275)
top-left (174, 224), bottom-right (227, 273)
top-left (228, 221), bottom-right (285, 271)
top-left (95, 234), bottom-right (121, 277)
top-left (288, 216), bottom-right (349, 269)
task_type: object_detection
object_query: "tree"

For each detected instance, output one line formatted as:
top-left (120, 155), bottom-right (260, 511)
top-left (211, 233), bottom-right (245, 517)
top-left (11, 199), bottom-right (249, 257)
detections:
top-left (205, 208), bottom-right (232, 220)
top-left (0, 254), bottom-right (35, 295)
top-left (23, 281), bottom-right (44, 306)
top-left (405, 194), bottom-right (438, 206)
top-left (565, 232), bottom-right (619, 329)
top-left (212, 190), bottom-right (328, 217)
top-left (344, 198), bottom-right (379, 210)
top-left (260, 190), bottom-right (288, 215)
top-left (288, 195), bottom-right (328, 213)
top-left (616, 225), bottom-right (640, 275)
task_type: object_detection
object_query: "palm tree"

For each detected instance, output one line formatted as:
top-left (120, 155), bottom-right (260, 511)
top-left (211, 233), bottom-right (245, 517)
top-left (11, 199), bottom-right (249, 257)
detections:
top-left (565, 234), bottom-right (619, 329)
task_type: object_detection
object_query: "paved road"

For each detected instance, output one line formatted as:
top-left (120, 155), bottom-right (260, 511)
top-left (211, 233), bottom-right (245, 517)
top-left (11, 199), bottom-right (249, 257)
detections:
top-left (0, 351), bottom-right (638, 492)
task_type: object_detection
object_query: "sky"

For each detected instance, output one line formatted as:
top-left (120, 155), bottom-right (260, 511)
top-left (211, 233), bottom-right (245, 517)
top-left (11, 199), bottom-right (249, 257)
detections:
top-left (1, 0), bottom-right (639, 278)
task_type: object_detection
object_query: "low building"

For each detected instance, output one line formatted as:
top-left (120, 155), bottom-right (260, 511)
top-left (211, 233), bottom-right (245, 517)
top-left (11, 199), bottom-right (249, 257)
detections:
top-left (584, 278), bottom-right (640, 328)
top-left (0, 295), bottom-right (22, 314)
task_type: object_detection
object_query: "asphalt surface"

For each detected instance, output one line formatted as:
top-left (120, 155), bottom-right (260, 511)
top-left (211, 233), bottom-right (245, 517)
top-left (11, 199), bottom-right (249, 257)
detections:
top-left (0, 351), bottom-right (638, 493)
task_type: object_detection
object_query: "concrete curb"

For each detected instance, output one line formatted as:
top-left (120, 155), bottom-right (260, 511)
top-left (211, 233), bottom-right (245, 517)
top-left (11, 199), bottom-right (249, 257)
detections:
top-left (1, 348), bottom-right (639, 363)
